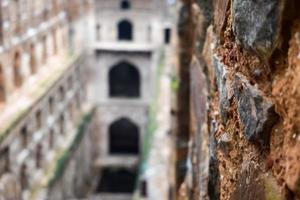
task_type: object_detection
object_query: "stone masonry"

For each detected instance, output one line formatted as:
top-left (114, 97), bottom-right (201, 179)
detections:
top-left (175, 0), bottom-right (300, 199)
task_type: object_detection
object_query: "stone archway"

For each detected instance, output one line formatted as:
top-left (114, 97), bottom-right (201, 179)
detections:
top-left (109, 118), bottom-right (139, 155)
top-left (109, 61), bottom-right (140, 98)
top-left (118, 20), bottom-right (133, 41)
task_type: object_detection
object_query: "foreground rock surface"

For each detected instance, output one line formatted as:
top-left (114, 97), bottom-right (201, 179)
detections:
top-left (233, 74), bottom-right (278, 145)
top-left (176, 0), bottom-right (300, 199)
top-left (232, 0), bottom-right (284, 60)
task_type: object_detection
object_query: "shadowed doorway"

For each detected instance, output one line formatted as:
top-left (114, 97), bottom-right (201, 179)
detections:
top-left (96, 167), bottom-right (137, 193)
top-left (109, 118), bottom-right (139, 155)
top-left (109, 62), bottom-right (140, 98)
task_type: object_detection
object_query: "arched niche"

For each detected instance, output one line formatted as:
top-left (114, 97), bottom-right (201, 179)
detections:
top-left (109, 117), bottom-right (140, 155)
top-left (109, 61), bottom-right (140, 98)
top-left (118, 19), bottom-right (133, 41)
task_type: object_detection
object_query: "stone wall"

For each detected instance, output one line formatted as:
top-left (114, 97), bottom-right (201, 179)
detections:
top-left (176, 0), bottom-right (300, 199)
top-left (47, 109), bottom-right (98, 200)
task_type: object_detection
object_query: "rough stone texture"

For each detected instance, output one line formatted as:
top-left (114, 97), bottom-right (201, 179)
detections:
top-left (202, 26), bottom-right (217, 93)
top-left (213, 0), bottom-right (229, 39)
top-left (232, 0), bottom-right (284, 60)
top-left (214, 56), bottom-right (233, 123)
top-left (190, 58), bottom-right (208, 199)
top-left (176, 0), bottom-right (197, 192)
top-left (190, 58), bottom-right (207, 127)
top-left (234, 74), bottom-right (278, 145)
top-left (198, 124), bottom-right (210, 200)
top-left (196, 0), bottom-right (213, 24)
top-left (47, 118), bottom-right (97, 200)
top-left (208, 119), bottom-right (220, 200)
top-left (285, 146), bottom-right (300, 197)
top-left (232, 162), bottom-right (265, 200)
top-left (194, 0), bottom-right (213, 51)
top-left (217, 132), bottom-right (232, 157)
top-left (233, 161), bottom-right (284, 200)
top-left (176, 0), bottom-right (300, 199)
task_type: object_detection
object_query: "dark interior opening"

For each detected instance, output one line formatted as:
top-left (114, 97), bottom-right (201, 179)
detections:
top-left (109, 118), bottom-right (139, 155)
top-left (109, 62), bottom-right (140, 98)
top-left (140, 180), bottom-right (148, 197)
top-left (0, 147), bottom-right (10, 176)
top-left (164, 28), bottom-right (171, 44)
top-left (121, 0), bottom-right (130, 10)
top-left (118, 20), bottom-right (133, 41)
top-left (96, 167), bottom-right (137, 194)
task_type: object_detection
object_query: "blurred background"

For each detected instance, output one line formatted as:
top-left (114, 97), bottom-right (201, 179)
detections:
top-left (0, 0), bottom-right (178, 200)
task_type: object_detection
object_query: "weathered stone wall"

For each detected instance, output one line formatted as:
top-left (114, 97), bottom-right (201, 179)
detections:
top-left (176, 0), bottom-right (300, 199)
top-left (47, 112), bottom-right (98, 200)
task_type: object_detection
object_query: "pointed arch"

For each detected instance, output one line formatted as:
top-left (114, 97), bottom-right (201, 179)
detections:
top-left (109, 61), bottom-right (140, 98)
top-left (109, 117), bottom-right (139, 155)
top-left (118, 19), bottom-right (133, 41)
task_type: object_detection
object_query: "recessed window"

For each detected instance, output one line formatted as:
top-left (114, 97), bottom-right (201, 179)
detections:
top-left (59, 114), bottom-right (65, 135)
top-left (120, 0), bottom-right (130, 10)
top-left (20, 163), bottom-right (28, 190)
top-left (35, 144), bottom-right (42, 168)
top-left (49, 129), bottom-right (54, 149)
top-left (21, 126), bottom-right (28, 148)
top-left (109, 61), bottom-right (140, 98)
top-left (109, 118), bottom-right (139, 155)
top-left (36, 110), bottom-right (42, 129)
top-left (118, 20), bottom-right (133, 41)
top-left (49, 96), bottom-right (54, 113)
top-left (0, 147), bottom-right (10, 175)
top-left (164, 28), bottom-right (171, 44)
top-left (59, 86), bottom-right (65, 101)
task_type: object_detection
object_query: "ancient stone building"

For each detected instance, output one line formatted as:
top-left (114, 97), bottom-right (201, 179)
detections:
top-left (174, 0), bottom-right (300, 200)
top-left (88, 0), bottom-right (171, 199)
top-left (0, 0), bottom-right (94, 199)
